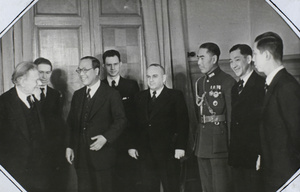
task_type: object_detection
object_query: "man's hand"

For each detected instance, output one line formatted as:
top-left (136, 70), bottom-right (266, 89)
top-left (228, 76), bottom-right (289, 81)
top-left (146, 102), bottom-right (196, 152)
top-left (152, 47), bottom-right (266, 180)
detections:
top-left (256, 155), bottom-right (261, 171)
top-left (175, 149), bottom-right (185, 159)
top-left (128, 149), bottom-right (139, 159)
top-left (90, 135), bottom-right (107, 151)
top-left (66, 148), bottom-right (74, 164)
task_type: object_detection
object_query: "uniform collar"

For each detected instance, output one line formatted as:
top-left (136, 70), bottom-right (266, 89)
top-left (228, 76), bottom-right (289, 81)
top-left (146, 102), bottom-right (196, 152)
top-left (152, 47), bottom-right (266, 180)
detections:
top-left (206, 66), bottom-right (221, 79)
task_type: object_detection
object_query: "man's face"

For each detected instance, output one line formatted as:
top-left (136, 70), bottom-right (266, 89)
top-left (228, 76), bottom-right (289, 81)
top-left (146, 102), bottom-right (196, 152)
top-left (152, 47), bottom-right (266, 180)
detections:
top-left (197, 48), bottom-right (216, 74)
top-left (77, 59), bottom-right (99, 86)
top-left (252, 42), bottom-right (266, 73)
top-left (104, 56), bottom-right (121, 78)
top-left (37, 64), bottom-right (52, 86)
top-left (229, 49), bottom-right (251, 78)
top-left (21, 69), bottom-right (41, 94)
top-left (146, 66), bottom-right (166, 91)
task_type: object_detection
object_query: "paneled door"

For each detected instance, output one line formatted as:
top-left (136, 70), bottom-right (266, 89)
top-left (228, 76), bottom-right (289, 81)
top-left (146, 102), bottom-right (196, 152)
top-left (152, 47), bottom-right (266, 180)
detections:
top-left (33, 0), bottom-right (144, 118)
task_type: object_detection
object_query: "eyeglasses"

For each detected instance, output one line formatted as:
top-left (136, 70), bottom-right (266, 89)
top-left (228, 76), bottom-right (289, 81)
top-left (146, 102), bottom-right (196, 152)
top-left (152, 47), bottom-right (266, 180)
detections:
top-left (76, 68), bottom-right (93, 74)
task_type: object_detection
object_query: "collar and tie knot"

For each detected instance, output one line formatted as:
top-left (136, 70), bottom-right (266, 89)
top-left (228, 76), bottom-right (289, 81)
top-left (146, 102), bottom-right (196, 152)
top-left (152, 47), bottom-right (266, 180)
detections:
top-left (151, 91), bottom-right (157, 102)
top-left (111, 80), bottom-right (116, 89)
top-left (86, 88), bottom-right (91, 100)
top-left (40, 88), bottom-right (46, 100)
top-left (27, 95), bottom-right (35, 108)
top-left (264, 83), bottom-right (269, 93)
top-left (237, 79), bottom-right (244, 94)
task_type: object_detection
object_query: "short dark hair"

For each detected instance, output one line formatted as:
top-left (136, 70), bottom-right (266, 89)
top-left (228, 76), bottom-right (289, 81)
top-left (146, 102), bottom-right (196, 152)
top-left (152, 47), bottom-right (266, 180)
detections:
top-left (229, 44), bottom-right (252, 56)
top-left (148, 63), bottom-right (165, 74)
top-left (33, 57), bottom-right (53, 70)
top-left (80, 56), bottom-right (101, 69)
top-left (12, 61), bottom-right (37, 85)
top-left (254, 31), bottom-right (283, 61)
top-left (200, 42), bottom-right (221, 63)
top-left (102, 49), bottom-right (121, 63)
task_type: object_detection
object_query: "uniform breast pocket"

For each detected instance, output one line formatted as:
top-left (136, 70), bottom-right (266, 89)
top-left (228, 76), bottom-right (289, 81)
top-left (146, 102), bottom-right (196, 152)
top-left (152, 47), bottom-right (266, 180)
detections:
top-left (212, 125), bottom-right (228, 154)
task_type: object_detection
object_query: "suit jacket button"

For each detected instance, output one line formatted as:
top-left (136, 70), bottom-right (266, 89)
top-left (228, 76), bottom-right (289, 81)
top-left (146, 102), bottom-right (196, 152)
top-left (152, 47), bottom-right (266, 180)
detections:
top-left (149, 124), bottom-right (151, 127)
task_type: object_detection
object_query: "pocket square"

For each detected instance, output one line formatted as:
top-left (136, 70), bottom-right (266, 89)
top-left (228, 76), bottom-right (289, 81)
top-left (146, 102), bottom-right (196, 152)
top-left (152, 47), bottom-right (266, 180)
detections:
top-left (122, 97), bottom-right (129, 100)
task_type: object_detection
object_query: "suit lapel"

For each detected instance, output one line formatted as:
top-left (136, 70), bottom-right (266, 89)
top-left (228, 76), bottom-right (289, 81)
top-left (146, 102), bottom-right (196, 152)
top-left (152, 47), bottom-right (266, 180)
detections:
top-left (149, 87), bottom-right (170, 120)
top-left (88, 83), bottom-right (106, 119)
top-left (240, 72), bottom-right (257, 96)
top-left (139, 90), bottom-right (150, 120)
top-left (9, 88), bottom-right (30, 141)
top-left (77, 88), bottom-right (87, 121)
top-left (262, 69), bottom-right (286, 113)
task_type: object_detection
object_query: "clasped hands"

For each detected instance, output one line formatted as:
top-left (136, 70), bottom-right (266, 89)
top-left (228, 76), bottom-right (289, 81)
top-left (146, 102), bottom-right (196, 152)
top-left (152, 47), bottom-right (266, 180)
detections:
top-left (65, 135), bottom-right (107, 164)
top-left (128, 149), bottom-right (185, 160)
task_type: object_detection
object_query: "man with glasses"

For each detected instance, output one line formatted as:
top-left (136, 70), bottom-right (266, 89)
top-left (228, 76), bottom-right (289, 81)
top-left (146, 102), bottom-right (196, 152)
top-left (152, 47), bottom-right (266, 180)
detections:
top-left (101, 49), bottom-right (140, 192)
top-left (66, 56), bottom-right (126, 192)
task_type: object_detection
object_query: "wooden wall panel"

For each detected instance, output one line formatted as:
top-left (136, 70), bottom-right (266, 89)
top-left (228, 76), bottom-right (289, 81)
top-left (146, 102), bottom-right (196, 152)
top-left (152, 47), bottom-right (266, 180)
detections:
top-left (100, 0), bottom-right (140, 15)
top-left (1, 29), bottom-right (15, 92)
top-left (13, 20), bottom-right (23, 65)
top-left (101, 26), bottom-right (142, 83)
top-left (38, 28), bottom-right (82, 90)
top-left (36, 0), bottom-right (79, 15)
top-left (22, 8), bottom-right (34, 61)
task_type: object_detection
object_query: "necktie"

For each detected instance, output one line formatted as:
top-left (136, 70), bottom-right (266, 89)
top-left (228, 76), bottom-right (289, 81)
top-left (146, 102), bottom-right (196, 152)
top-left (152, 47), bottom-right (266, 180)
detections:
top-left (86, 88), bottom-right (91, 100)
top-left (111, 80), bottom-right (116, 89)
top-left (151, 91), bottom-right (157, 103)
top-left (264, 83), bottom-right (269, 94)
top-left (40, 88), bottom-right (45, 100)
top-left (237, 80), bottom-right (244, 94)
top-left (27, 95), bottom-right (34, 108)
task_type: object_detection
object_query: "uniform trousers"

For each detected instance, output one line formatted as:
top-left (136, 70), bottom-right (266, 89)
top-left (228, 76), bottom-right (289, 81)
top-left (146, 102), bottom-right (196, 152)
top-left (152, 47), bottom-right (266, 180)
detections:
top-left (197, 157), bottom-right (232, 192)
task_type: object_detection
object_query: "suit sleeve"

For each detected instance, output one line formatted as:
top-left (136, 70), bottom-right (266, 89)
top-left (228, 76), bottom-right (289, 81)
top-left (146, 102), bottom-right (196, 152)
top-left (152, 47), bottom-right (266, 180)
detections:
top-left (66, 92), bottom-right (77, 149)
top-left (175, 91), bottom-right (189, 150)
top-left (224, 77), bottom-right (236, 142)
top-left (102, 90), bottom-right (127, 143)
top-left (278, 82), bottom-right (300, 150)
top-left (0, 96), bottom-right (5, 142)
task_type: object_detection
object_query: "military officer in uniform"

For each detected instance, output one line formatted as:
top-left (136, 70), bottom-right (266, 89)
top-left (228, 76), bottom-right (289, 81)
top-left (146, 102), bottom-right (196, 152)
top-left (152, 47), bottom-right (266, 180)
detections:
top-left (194, 42), bottom-right (235, 192)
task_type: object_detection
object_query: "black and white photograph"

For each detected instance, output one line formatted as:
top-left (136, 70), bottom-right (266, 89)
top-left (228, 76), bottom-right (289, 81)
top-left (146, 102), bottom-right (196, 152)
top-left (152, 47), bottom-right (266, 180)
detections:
top-left (0, 0), bottom-right (299, 191)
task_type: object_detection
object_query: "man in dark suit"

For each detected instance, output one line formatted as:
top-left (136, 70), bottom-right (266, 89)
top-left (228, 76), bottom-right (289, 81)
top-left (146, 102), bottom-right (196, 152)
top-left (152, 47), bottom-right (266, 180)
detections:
top-left (129, 64), bottom-right (189, 192)
top-left (0, 61), bottom-right (49, 191)
top-left (65, 56), bottom-right (126, 192)
top-left (101, 49), bottom-right (140, 192)
top-left (228, 44), bottom-right (265, 192)
top-left (33, 57), bottom-right (68, 191)
top-left (253, 32), bottom-right (300, 192)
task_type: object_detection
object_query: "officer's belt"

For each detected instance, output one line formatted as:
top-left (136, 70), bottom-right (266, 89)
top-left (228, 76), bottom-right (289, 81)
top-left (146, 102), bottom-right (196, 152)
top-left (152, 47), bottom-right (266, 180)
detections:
top-left (200, 115), bottom-right (225, 124)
